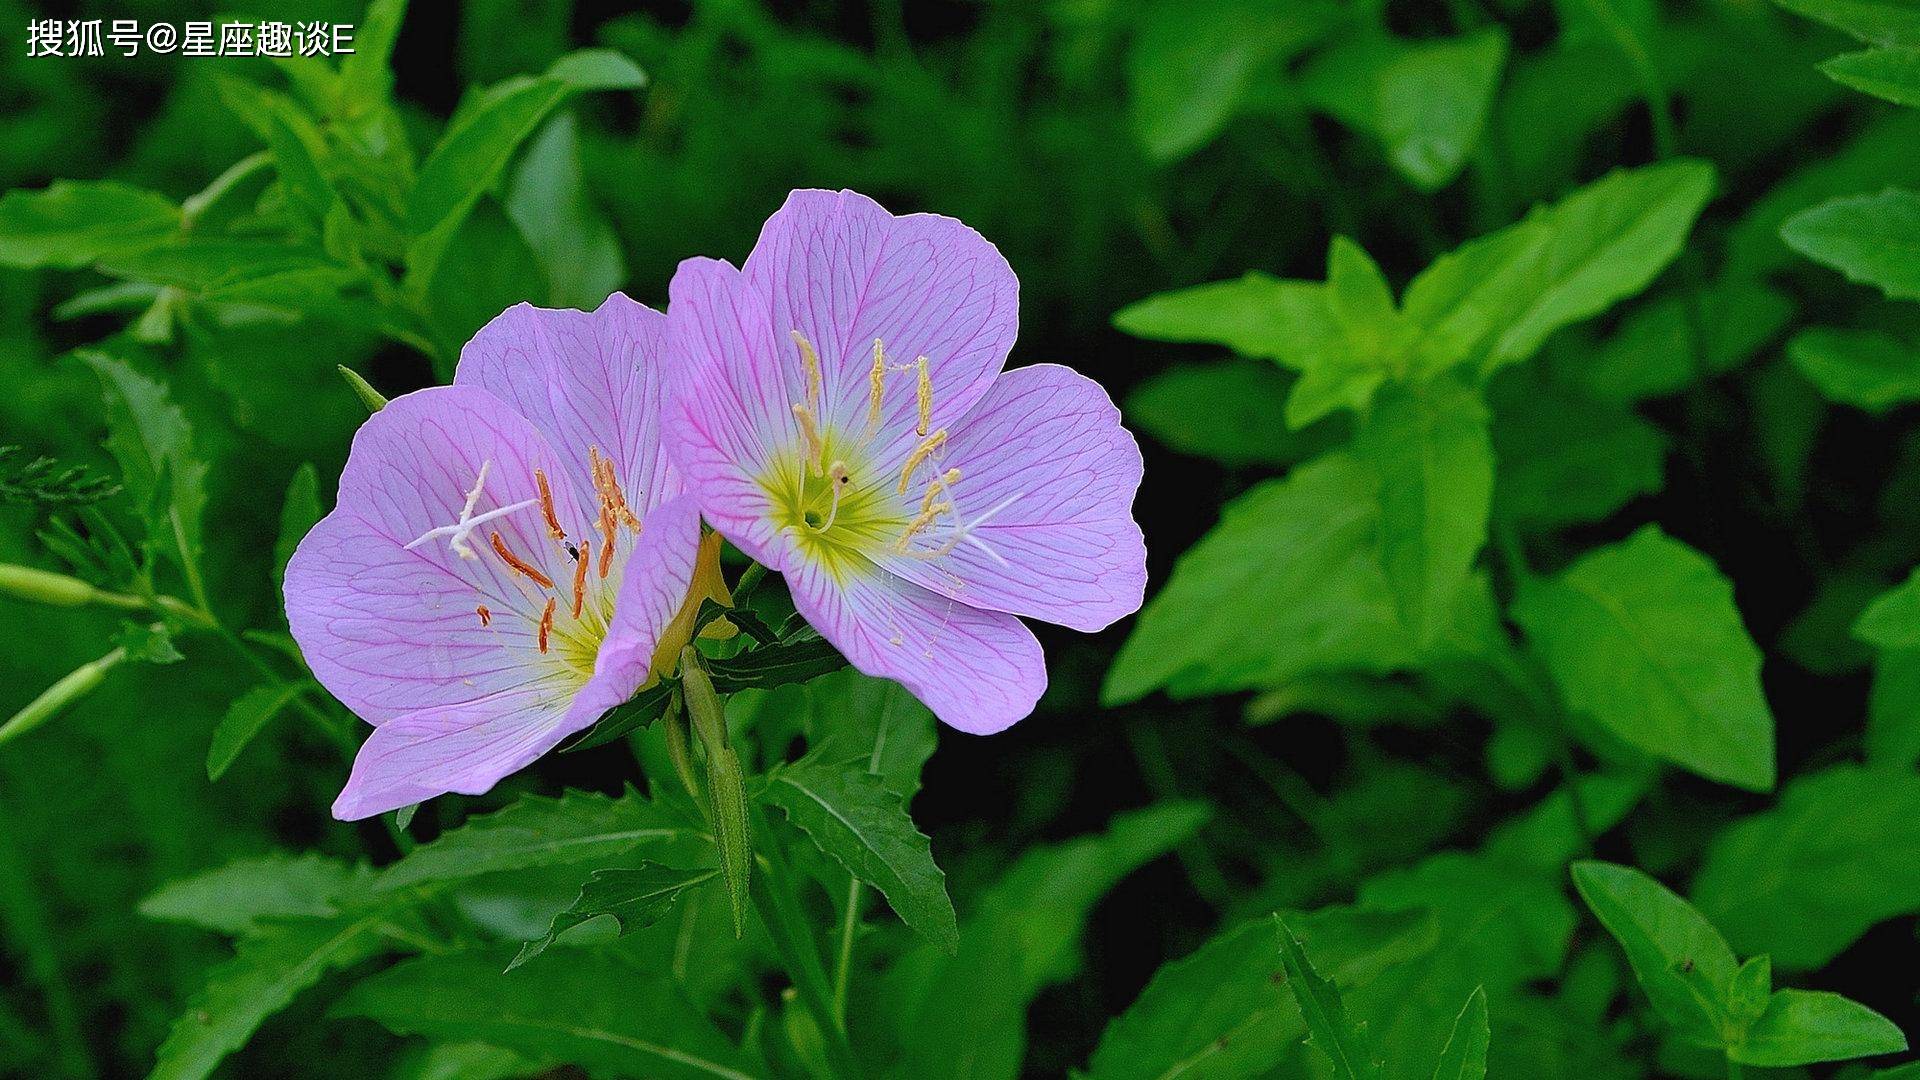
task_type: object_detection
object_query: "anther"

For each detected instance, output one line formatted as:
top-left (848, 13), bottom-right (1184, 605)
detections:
top-left (895, 500), bottom-right (953, 553)
top-left (571, 538), bottom-right (590, 619)
top-left (538, 597), bottom-right (556, 654)
top-left (897, 429), bottom-right (948, 494)
top-left (814, 460), bottom-right (851, 532)
top-left (475, 605), bottom-right (491, 627)
top-left (597, 504), bottom-right (616, 579)
top-left (792, 330), bottom-right (823, 413)
top-left (915, 357), bottom-right (932, 436)
top-left (919, 467), bottom-right (962, 517)
top-left (534, 469), bottom-right (565, 541)
top-left (792, 403), bottom-right (827, 473)
top-left (869, 339), bottom-right (887, 429)
top-left (489, 532), bottom-right (553, 589)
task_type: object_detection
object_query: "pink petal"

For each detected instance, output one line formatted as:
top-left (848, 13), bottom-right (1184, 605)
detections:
top-left (454, 294), bottom-right (679, 513)
top-left (785, 557), bottom-right (1046, 734)
top-left (286, 386), bottom-right (589, 724)
top-left (877, 364), bottom-right (1147, 632)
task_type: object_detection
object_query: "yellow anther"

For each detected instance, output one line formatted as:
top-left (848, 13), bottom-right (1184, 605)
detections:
top-left (895, 500), bottom-right (953, 553)
top-left (868, 338), bottom-right (887, 429)
top-left (897, 428), bottom-right (947, 494)
top-left (915, 357), bottom-right (932, 436)
top-left (817, 460), bottom-right (852, 532)
top-left (919, 467), bottom-right (962, 517)
top-left (792, 403), bottom-right (827, 473)
top-left (791, 330), bottom-right (823, 413)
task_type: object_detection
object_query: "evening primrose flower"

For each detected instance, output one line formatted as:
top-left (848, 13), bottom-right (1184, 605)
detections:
top-left (664, 189), bottom-right (1146, 733)
top-left (286, 296), bottom-right (729, 820)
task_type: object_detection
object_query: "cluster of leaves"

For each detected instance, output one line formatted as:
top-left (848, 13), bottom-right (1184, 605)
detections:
top-left (5, 0), bottom-right (1920, 1078)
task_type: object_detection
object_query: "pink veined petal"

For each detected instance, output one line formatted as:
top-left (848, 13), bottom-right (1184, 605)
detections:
top-left (286, 386), bottom-right (588, 724)
top-left (785, 557), bottom-right (1046, 734)
top-left (328, 495), bottom-right (706, 821)
top-left (454, 294), bottom-right (679, 514)
top-left (876, 363), bottom-right (1147, 633)
top-left (743, 189), bottom-right (1020, 465)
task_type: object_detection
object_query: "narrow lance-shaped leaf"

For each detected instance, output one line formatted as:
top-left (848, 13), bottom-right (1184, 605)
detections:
top-left (139, 852), bottom-right (373, 937)
top-left (1822, 47), bottom-right (1920, 108)
top-left (508, 865), bottom-right (718, 971)
top-left (0, 180), bottom-right (180, 269)
top-left (81, 351), bottom-right (209, 599)
top-left (1430, 986), bottom-right (1489, 1080)
top-left (1277, 916), bottom-right (1385, 1080)
top-left (374, 790), bottom-right (701, 892)
top-left (206, 683), bottom-right (306, 781)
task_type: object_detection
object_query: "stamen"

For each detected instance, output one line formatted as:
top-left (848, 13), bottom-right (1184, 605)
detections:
top-left (489, 531), bottom-right (553, 589)
top-left (534, 469), bottom-right (565, 541)
top-left (895, 500), bottom-right (953, 553)
top-left (915, 357), bottom-right (932, 436)
top-left (919, 467), bottom-right (962, 517)
top-left (792, 403), bottom-right (827, 473)
top-left (588, 446), bottom-right (642, 532)
top-left (815, 460), bottom-right (851, 532)
top-left (792, 330), bottom-right (823, 413)
top-left (538, 597), bottom-right (556, 654)
top-left (571, 538), bottom-right (590, 618)
top-left (597, 504), bottom-right (616, 579)
top-left (869, 339), bottom-right (887, 430)
top-left (897, 429), bottom-right (947, 494)
top-left (475, 605), bottom-right (491, 627)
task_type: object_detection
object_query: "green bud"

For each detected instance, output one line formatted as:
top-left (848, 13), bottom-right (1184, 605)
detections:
top-left (1727, 954), bottom-right (1773, 1027)
top-left (0, 647), bottom-right (125, 748)
top-left (681, 647), bottom-right (752, 938)
top-left (338, 365), bottom-right (389, 413)
top-left (0, 564), bottom-right (100, 607)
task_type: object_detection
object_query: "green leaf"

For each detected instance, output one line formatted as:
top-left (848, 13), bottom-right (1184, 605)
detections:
top-left (1692, 765), bottom-right (1920, 970)
top-left (139, 853), bottom-right (372, 937)
top-left (275, 464), bottom-right (322, 590)
top-left (783, 667), bottom-right (937, 801)
top-left (704, 636), bottom-right (848, 694)
top-left (508, 864), bottom-right (718, 971)
top-left (1124, 360), bottom-right (1346, 467)
top-left (1727, 112), bottom-right (1920, 282)
top-left (1490, 375), bottom-right (1667, 529)
top-left (406, 49), bottom-right (645, 286)
top-left (1404, 160), bottom-right (1716, 373)
top-left (1570, 282), bottom-right (1794, 403)
top-left (1774, 0), bottom-right (1920, 46)
top-left (0, 180), bottom-right (180, 269)
top-left (1728, 955), bottom-right (1773, 1025)
top-left (1823, 47), bottom-right (1920, 107)
top-left (1300, 30), bottom-right (1509, 190)
top-left (1354, 377), bottom-right (1493, 650)
top-left (375, 790), bottom-right (700, 892)
top-left (761, 759), bottom-right (957, 951)
top-left (1857, 566), bottom-right (1920, 648)
top-left (339, 0), bottom-right (408, 118)
top-left (205, 683), bottom-right (305, 781)
top-left (1782, 189), bottom-right (1920, 301)
top-left (334, 951), bottom-right (754, 1080)
top-left (151, 913), bottom-right (388, 1080)
top-left (1570, 860), bottom-right (1736, 1046)
top-left (1512, 526), bottom-right (1776, 791)
top-left (1113, 272), bottom-right (1341, 366)
top-left (1869, 647), bottom-right (1920, 768)
top-left (1105, 453), bottom-right (1408, 704)
top-left (504, 113), bottom-right (625, 310)
top-left (1430, 987), bottom-right (1489, 1080)
top-left (1732, 989), bottom-right (1908, 1066)
top-left (80, 352), bottom-right (209, 595)
top-left (1278, 916), bottom-right (1385, 1080)
top-left (216, 77), bottom-right (340, 225)
top-left (1788, 326), bottom-right (1920, 413)
top-left (391, 1042), bottom-right (543, 1080)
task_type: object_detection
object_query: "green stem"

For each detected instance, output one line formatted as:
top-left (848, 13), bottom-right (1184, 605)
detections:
top-left (832, 878), bottom-right (862, 1026)
top-left (734, 562), bottom-right (767, 602)
top-left (750, 808), bottom-right (864, 1079)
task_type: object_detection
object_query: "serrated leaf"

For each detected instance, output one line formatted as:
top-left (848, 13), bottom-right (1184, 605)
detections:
top-left (1732, 989), bottom-right (1908, 1066)
top-left (1782, 188), bottom-right (1920, 301)
top-left (151, 914), bottom-right (388, 1080)
top-left (374, 790), bottom-right (700, 892)
top-left (81, 351), bottom-right (208, 594)
top-left (1512, 526), bottom-right (1776, 791)
top-left (1278, 916), bottom-right (1385, 1080)
top-left (0, 180), bottom-right (180, 269)
top-left (1430, 987), bottom-right (1489, 1080)
top-left (762, 760), bottom-right (957, 950)
top-left (206, 683), bottom-right (304, 781)
top-left (508, 864), bottom-right (717, 971)
top-left (1571, 860), bottom-right (1736, 1046)
top-left (1788, 326), bottom-right (1920, 413)
top-left (334, 951), bottom-right (753, 1080)
top-left (139, 853), bottom-right (373, 937)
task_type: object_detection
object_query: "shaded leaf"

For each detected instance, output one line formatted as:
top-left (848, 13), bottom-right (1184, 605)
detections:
top-left (1571, 860), bottom-right (1734, 1046)
top-left (206, 683), bottom-right (304, 781)
top-left (1782, 188), bottom-right (1920, 301)
top-left (0, 180), bottom-right (179, 269)
top-left (509, 864), bottom-right (717, 971)
top-left (139, 853), bottom-right (372, 937)
top-left (375, 790), bottom-right (700, 892)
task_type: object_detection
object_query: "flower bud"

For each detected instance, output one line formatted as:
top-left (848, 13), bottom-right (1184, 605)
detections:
top-left (681, 647), bottom-right (752, 938)
top-left (338, 365), bottom-right (388, 413)
top-left (0, 647), bottom-right (125, 748)
top-left (0, 564), bottom-right (101, 608)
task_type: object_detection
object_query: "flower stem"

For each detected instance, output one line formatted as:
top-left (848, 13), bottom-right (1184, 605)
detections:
top-left (751, 805), bottom-right (864, 1078)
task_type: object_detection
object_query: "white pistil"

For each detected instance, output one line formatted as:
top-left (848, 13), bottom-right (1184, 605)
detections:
top-left (404, 460), bottom-right (541, 560)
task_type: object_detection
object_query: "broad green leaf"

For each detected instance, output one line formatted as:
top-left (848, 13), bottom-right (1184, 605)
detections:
top-left (1782, 188), bottom-right (1920, 301)
top-left (1105, 453), bottom-right (1408, 704)
top-left (335, 951), bottom-right (753, 1080)
top-left (206, 683), bottom-right (305, 781)
top-left (1727, 111), bottom-right (1920, 282)
top-left (1790, 327), bottom-right (1920, 412)
top-left (1570, 860), bottom-right (1736, 1046)
top-left (505, 113), bottom-right (625, 310)
top-left (0, 181), bottom-right (180, 269)
top-left (1869, 647), bottom-right (1920, 768)
top-left (406, 50), bottom-right (645, 286)
top-left (1279, 917), bottom-right (1386, 1079)
top-left (1126, 0), bottom-right (1341, 160)
top-left (1483, 772), bottom-right (1649, 870)
top-left (509, 865), bottom-right (718, 971)
top-left (1728, 956), bottom-right (1773, 1026)
top-left (1824, 47), bottom-right (1920, 106)
top-left (151, 913), bottom-right (388, 1080)
top-left (1113, 272), bottom-right (1340, 366)
top-left (1692, 765), bottom-right (1920, 970)
top-left (275, 464), bottom-right (322, 589)
top-left (1490, 376), bottom-right (1667, 529)
top-left (1512, 526), bottom-right (1776, 791)
top-left (1124, 360), bottom-right (1347, 467)
top-left (1775, 0), bottom-right (1920, 46)
top-left (216, 77), bottom-right (339, 225)
top-left (780, 667), bottom-right (936, 801)
top-left (1404, 160), bottom-right (1715, 373)
top-left (1301, 30), bottom-right (1509, 190)
top-left (1857, 566), bottom-right (1920, 648)
top-left (81, 352), bottom-right (209, 594)
top-left (1570, 283), bottom-right (1794, 403)
top-left (1354, 377), bottom-right (1493, 650)
top-left (1431, 987), bottom-right (1489, 1080)
top-left (139, 853), bottom-right (372, 937)
top-left (375, 790), bottom-right (700, 892)
top-left (761, 759), bottom-right (957, 950)
top-left (1732, 989), bottom-right (1908, 1066)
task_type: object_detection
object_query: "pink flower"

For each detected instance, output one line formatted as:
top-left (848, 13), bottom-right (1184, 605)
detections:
top-left (663, 189), bottom-right (1146, 733)
top-left (286, 296), bottom-right (728, 820)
